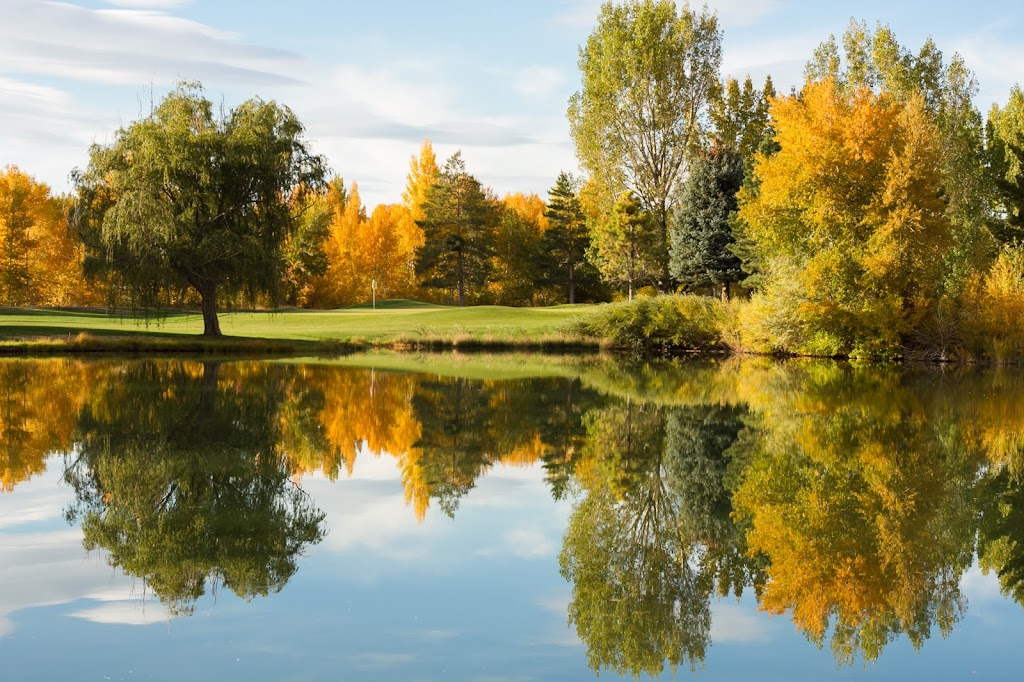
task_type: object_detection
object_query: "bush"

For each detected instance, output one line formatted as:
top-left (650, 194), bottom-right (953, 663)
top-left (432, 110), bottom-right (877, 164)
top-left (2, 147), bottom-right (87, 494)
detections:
top-left (961, 246), bottom-right (1024, 363)
top-left (572, 294), bottom-right (725, 352)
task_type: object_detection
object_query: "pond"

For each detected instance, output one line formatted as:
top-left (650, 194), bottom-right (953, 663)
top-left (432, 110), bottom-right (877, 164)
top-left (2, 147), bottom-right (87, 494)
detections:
top-left (1, 353), bottom-right (1023, 680)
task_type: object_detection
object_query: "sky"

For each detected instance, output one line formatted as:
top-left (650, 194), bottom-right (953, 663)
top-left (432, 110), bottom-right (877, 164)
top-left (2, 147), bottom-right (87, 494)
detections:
top-left (3, 0), bottom-right (1024, 209)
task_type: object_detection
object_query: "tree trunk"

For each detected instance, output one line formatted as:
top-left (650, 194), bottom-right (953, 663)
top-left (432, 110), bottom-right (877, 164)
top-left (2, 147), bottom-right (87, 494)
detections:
top-left (659, 205), bottom-right (672, 293)
top-left (457, 251), bottom-right (466, 307)
top-left (721, 282), bottom-right (730, 302)
top-left (199, 282), bottom-right (222, 337)
top-left (628, 280), bottom-right (634, 302)
top-left (569, 262), bottom-right (576, 305)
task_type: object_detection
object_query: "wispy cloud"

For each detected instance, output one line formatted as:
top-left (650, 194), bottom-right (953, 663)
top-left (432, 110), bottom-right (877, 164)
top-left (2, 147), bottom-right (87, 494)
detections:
top-left (513, 65), bottom-right (566, 98)
top-left (69, 600), bottom-right (171, 626)
top-left (710, 602), bottom-right (773, 644)
top-left (553, 0), bottom-right (786, 30)
top-left (0, 0), bottom-right (304, 86)
top-left (104, 0), bottom-right (193, 7)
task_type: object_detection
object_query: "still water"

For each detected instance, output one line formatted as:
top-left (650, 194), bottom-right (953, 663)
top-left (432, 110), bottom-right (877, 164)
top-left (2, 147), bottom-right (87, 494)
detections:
top-left (1, 353), bottom-right (1023, 680)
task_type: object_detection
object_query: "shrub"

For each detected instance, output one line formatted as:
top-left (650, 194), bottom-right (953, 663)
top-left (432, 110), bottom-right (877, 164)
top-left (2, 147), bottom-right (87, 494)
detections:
top-left (571, 294), bottom-right (725, 352)
top-left (962, 246), bottom-right (1024, 363)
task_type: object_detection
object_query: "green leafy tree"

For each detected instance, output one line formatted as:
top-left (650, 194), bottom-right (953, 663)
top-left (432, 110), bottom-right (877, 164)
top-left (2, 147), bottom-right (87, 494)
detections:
top-left (669, 145), bottom-right (745, 299)
top-left (568, 0), bottom-right (722, 289)
top-left (588, 191), bottom-right (662, 300)
top-left (561, 401), bottom-right (711, 676)
top-left (72, 82), bottom-right (327, 335)
top-left (63, 361), bottom-right (327, 614)
top-left (282, 188), bottom-right (331, 306)
top-left (710, 75), bottom-right (776, 167)
top-left (987, 86), bottom-right (1024, 244)
top-left (415, 152), bottom-right (496, 305)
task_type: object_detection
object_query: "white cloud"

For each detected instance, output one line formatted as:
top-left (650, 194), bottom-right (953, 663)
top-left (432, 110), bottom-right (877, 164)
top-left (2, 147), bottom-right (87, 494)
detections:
top-left (704, 0), bottom-right (786, 30)
top-left (0, 528), bottom-right (152, 638)
top-left (709, 602), bottom-right (772, 644)
top-left (961, 564), bottom-right (1005, 602)
top-left (69, 600), bottom-right (171, 625)
top-left (553, 0), bottom-right (785, 31)
top-left (513, 65), bottom-right (566, 98)
top-left (0, 0), bottom-right (304, 86)
top-left (104, 0), bottom-right (192, 7)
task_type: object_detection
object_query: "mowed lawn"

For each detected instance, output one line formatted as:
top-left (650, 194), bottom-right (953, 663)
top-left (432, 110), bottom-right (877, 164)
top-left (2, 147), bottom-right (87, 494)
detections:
top-left (0, 300), bottom-right (598, 343)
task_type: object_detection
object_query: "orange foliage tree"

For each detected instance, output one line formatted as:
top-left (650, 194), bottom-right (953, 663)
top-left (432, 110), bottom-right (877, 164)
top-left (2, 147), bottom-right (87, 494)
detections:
top-left (739, 81), bottom-right (952, 357)
top-left (0, 166), bottom-right (93, 306)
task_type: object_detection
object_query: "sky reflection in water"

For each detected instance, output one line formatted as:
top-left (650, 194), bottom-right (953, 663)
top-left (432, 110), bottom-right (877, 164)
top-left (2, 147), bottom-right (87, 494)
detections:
top-left (1, 354), bottom-right (1023, 680)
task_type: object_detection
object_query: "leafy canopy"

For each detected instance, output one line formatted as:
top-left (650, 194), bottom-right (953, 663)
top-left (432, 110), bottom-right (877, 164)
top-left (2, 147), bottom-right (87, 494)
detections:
top-left (73, 82), bottom-right (327, 335)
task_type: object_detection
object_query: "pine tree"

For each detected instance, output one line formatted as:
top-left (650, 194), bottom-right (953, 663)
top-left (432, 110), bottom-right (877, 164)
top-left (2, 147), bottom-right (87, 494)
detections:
top-left (669, 145), bottom-right (745, 299)
top-left (415, 152), bottom-right (496, 306)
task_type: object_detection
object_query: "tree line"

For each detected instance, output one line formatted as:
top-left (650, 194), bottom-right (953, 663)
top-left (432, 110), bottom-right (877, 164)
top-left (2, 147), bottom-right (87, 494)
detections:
top-left (5, 2), bottom-right (1024, 355)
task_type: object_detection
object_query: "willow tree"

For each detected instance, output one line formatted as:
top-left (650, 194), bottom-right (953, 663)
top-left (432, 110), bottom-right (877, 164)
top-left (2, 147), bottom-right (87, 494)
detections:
top-left (72, 82), bottom-right (327, 336)
top-left (568, 0), bottom-right (721, 289)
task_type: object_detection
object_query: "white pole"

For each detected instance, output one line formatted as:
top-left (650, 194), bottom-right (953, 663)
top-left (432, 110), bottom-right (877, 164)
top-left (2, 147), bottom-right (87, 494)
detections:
top-left (372, 279), bottom-right (376, 310)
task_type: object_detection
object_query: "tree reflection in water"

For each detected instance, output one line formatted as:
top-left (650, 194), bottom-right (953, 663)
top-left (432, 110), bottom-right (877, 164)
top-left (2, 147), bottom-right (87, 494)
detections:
top-left (63, 361), bottom-right (326, 615)
top-left (2, 355), bottom-right (1024, 669)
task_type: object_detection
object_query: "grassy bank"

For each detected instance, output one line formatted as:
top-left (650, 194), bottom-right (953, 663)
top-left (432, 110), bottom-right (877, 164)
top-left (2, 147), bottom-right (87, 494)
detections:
top-left (0, 301), bottom-right (603, 355)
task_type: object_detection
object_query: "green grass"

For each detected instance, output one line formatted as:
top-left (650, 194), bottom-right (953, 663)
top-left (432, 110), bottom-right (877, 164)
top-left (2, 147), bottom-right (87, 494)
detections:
top-left (0, 301), bottom-right (602, 354)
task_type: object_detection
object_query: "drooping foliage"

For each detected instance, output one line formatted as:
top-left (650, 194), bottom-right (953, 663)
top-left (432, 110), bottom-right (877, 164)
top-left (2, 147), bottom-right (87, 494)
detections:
top-left (72, 82), bottom-right (327, 335)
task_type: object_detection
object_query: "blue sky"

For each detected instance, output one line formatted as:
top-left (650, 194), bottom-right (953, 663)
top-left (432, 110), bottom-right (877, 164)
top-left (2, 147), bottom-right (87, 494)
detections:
top-left (3, 0), bottom-right (1024, 208)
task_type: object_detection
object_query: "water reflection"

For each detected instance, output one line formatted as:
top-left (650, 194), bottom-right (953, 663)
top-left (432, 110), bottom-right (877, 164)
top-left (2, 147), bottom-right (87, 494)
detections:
top-left (62, 362), bottom-right (326, 615)
top-left (3, 355), bottom-right (1024, 673)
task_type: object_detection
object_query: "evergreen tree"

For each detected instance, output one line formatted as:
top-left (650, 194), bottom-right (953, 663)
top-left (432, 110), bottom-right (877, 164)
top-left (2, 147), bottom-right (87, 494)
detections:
top-left (540, 172), bottom-right (598, 304)
top-left (669, 145), bottom-right (745, 299)
top-left (587, 191), bottom-right (662, 301)
top-left (415, 152), bottom-right (496, 306)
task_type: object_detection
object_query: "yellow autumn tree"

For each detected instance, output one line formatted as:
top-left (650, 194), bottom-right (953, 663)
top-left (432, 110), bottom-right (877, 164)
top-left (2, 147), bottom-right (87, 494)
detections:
top-left (739, 81), bottom-right (952, 358)
top-left (490, 192), bottom-right (548, 305)
top-left (306, 179), bottom-right (366, 307)
top-left (402, 138), bottom-right (439, 223)
top-left (0, 359), bottom-right (96, 492)
top-left (0, 166), bottom-right (93, 306)
top-left (358, 204), bottom-right (421, 301)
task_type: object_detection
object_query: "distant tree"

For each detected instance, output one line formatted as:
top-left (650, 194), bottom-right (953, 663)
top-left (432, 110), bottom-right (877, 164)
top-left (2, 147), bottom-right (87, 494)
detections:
top-left (72, 82), bottom-right (327, 335)
top-left (415, 152), bottom-right (496, 306)
top-left (282, 188), bottom-right (331, 307)
top-left (402, 138), bottom-right (440, 223)
top-left (491, 194), bottom-right (544, 305)
top-left (0, 166), bottom-right (40, 305)
top-left (360, 203), bottom-right (421, 301)
top-left (568, 0), bottom-right (722, 289)
top-left (313, 179), bottom-right (365, 307)
top-left (709, 75), bottom-right (776, 168)
top-left (539, 172), bottom-right (599, 304)
top-left (588, 191), bottom-right (661, 300)
top-left (669, 145), bottom-right (745, 299)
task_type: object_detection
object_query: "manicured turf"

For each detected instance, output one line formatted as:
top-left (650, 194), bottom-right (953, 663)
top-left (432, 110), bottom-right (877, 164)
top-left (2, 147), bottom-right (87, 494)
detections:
top-left (0, 301), bottom-right (601, 351)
